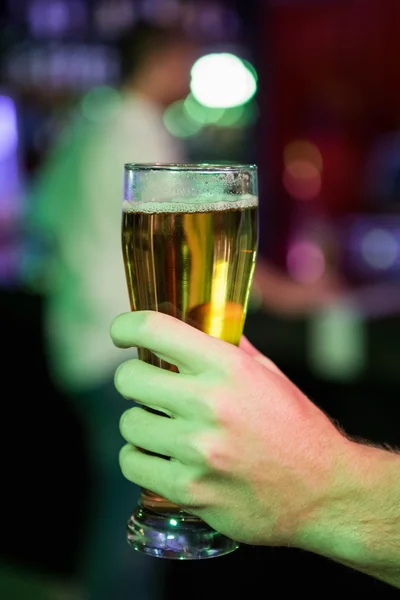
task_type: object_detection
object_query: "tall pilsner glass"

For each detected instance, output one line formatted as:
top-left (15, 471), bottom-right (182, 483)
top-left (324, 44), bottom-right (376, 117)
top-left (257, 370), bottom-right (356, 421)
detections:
top-left (121, 164), bottom-right (258, 559)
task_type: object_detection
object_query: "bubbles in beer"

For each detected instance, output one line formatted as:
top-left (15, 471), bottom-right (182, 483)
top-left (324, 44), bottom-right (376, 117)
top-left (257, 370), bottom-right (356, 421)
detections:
top-left (122, 194), bottom-right (258, 214)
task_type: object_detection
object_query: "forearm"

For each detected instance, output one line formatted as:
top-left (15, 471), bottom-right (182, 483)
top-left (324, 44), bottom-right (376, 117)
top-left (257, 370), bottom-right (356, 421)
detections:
top-left (296, 441), bottom-right (400, 587)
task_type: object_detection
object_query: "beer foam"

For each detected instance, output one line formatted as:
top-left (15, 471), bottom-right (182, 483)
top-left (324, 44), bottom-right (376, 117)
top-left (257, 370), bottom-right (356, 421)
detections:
top-left (123, 194), bottom-right (258, 214)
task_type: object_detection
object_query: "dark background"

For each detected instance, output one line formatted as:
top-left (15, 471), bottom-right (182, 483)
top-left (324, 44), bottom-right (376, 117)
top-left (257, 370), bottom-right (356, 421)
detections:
top-left (1, 0), bottom-right (399, 597)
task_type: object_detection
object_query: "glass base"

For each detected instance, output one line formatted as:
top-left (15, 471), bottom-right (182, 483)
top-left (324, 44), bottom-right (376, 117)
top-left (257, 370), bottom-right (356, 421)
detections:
top-left (127, 506), bottom-right (239, 560)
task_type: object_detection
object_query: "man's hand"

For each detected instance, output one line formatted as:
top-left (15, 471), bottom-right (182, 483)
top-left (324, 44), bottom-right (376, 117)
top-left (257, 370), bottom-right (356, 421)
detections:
top-left (110, 310), bottom-right (349, 546)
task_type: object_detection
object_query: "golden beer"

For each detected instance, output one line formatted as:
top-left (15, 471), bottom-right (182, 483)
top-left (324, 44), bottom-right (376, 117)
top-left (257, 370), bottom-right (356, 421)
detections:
top-left (122, 196), bottom-right (258, 515)
top-left (122, 197), bottom-right (258, 348)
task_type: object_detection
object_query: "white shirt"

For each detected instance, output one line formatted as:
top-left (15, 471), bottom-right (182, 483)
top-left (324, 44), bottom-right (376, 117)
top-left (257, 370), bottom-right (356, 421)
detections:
top-left (31, 93), bottom-right (183, 393)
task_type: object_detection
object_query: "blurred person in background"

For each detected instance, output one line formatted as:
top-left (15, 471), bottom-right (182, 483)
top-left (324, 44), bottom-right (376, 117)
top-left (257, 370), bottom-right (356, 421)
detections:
top-left (251, 258), bottom-right (341, 317)
top-left (28, 20), bottom-right (198, 600)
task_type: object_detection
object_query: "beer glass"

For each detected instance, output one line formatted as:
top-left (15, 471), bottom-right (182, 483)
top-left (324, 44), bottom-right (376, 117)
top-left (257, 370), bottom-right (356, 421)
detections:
top-left (122, 164), bottom-right (258, 559)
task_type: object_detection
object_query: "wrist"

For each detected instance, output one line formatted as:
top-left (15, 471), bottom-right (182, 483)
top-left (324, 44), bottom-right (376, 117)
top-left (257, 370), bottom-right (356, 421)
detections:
top-left (294, 439), bottom-right (400, 571)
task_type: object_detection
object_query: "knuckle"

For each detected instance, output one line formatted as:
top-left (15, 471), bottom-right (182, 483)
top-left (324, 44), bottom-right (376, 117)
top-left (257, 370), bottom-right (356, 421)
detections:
top-left (219, 345), bottom-right (251, 376)
top-left (228, 349), bottom-right (252, 376)
top-left (194, 385), bottom-right (225, 423)
top-left (180, 431), bottom-right (208, 467)
top-left (207, 443), bottom-right (234, 472)
top-left (214, 395), bottom-right (239, 428)
top-left (174, 475), bottom-right (199, 508)
top-left (201, 390), bottom-right (237, 428)
top-left (189, 432), bottom-right (214, 466)
top-left (192, 434), bottom-right (233, 473)
top-left (164, 465), bottom-right (198, 508)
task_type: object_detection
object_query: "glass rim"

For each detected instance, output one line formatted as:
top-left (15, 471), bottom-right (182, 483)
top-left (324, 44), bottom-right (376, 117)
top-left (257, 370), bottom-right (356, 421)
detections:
top-left (124, 162), bottom-right (257, 173)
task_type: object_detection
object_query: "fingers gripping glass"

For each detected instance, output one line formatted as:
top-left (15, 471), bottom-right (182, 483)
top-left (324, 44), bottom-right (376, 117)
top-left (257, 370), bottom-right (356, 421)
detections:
top-left (121, 163), bottom-right (259, 559)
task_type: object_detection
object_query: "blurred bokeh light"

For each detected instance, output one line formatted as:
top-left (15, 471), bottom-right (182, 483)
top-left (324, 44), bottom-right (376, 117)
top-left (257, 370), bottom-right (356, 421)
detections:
top-left (190, 52), bottom-right (257, 109)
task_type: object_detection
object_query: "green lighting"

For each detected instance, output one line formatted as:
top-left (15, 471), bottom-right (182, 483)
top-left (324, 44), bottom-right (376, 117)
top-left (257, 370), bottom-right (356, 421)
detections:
top-left (163, 101), bottom-right (202, 139)
top-left (242, 59), bottom-right (258, 83)
top-left (169, 519), bottom-right (178, 526)
top-left (183, 94), bottom-right (257, 129)
top-left (203, 107), bottom-right (226, 124)
top-left (190, 53), bottom-right (258, 109)
top-left (81, 86), bottom-right (120, 123)
top-left (217, 105), bottom-right (245, 127)
top-left (183, 94), bottom-right (208, 125)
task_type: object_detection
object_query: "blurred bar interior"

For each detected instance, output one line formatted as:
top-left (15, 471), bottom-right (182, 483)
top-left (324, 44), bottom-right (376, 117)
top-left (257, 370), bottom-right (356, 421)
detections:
top-left (1, 0), bottom-right (399, 598)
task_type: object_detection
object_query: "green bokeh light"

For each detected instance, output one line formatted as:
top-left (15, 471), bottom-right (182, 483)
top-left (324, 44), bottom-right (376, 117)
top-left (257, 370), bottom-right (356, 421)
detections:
top-left (164, 94), bottom-right (258, 139)
top-left (163, 100), bottom-right (202, 138)
top-left (217, 105), bottom-right (245, 127)
top-left (242, 59), bottom-right (258, 83)
top-left (183, 94), bottom-right (208, 125)
top-left (183, 94), bottom-right (251, 129)
top-left (190, 53), bottom-right (258, 109)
